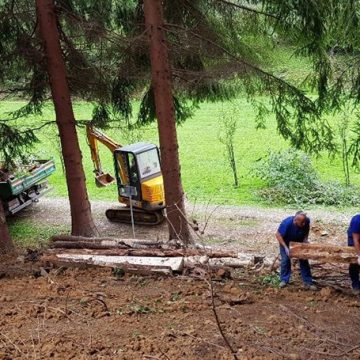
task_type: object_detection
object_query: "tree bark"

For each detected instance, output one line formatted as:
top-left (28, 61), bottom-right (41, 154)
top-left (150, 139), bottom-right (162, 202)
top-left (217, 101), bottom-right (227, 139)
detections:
top-left (0, 201), bottom-right (14, 254)
top-left (290, 242), bottom-right (358, 264)
top-left (143, 0), bottom-right (192, 244)
top-left (36, 0), bottom-right (97, 237)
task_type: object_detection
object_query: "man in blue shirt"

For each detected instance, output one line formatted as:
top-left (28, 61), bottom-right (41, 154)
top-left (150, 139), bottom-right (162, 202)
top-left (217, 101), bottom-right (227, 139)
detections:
top-left (347, 214), bottom-right (360, 295)
top-left (276, 211), bottom-right (316, 290)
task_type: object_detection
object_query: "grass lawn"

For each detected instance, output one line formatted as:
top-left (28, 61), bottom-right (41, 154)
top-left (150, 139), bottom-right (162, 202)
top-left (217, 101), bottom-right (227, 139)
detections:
top-left (7, 217), bottom-right (69, 248)
top-left (1, 96), bottom-right (359, 208)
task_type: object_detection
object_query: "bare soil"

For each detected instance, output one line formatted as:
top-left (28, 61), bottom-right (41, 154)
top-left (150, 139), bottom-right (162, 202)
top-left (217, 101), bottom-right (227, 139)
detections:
top-left (0, 258), bottom-right (359, 360)
top-left (2, 199), bottom-right (359, 359)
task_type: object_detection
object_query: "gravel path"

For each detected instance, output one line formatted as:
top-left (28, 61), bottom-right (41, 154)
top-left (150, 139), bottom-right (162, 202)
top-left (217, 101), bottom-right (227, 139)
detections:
top-left (18, 197), bottom-right (355, 255)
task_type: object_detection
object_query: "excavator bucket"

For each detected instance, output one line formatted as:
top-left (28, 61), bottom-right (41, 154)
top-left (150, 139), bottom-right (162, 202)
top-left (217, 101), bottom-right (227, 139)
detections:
top-left (95, 173), bottom-right (115, 187)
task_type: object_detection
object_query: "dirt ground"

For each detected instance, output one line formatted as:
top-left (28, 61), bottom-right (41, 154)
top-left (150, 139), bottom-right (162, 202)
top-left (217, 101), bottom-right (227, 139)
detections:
top-left (0, 258), bottom-right (359, 360)
top-left (2, 199), bottom-right (360, 359)
top-left (19, 198), bottom-right (353, 255)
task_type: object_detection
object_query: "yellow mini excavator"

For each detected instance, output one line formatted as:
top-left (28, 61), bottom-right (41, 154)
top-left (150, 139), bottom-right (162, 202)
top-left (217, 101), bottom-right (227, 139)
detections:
top-left (86, 125), bottom-right (165, 225)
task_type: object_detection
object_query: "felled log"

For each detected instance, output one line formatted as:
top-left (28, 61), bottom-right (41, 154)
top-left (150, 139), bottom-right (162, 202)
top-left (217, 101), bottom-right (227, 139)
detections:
top-left (48, 247), bottom-right (239, 258)
top-left (43, 253), bottom-right (184, 273)
top-left (290, 242), bottom-right (358, 264)
top-left (51, 235), bottom-right (164, 248)
top-left (51, 241), bottom-right (130, 250)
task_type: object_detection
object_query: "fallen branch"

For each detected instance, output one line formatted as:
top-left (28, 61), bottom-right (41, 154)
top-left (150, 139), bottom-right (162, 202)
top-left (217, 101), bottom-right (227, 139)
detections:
top-left (206, 277), bottom-right (239, 359)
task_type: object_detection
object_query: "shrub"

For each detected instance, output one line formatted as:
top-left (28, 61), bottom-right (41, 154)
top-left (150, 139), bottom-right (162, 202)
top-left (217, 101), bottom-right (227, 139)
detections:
top-left (218, 107), bottom-right (239, 187)
top-left (253, 149), bottom-right (360, 206)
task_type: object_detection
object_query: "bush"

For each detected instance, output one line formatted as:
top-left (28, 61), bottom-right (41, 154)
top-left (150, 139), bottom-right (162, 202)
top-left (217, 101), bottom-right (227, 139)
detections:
top-left (253, 149), bottom-right (360, 206)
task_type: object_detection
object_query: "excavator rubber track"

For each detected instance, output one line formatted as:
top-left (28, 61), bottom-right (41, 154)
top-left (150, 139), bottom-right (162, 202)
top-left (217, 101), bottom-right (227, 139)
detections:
top-left (105, 208), bottom-right (164, 226)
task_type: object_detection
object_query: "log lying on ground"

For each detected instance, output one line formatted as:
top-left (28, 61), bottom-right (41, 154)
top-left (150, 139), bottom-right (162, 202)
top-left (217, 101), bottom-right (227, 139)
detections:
top-left (290, 242), bottom-right (358, 264)
top-left (50, 235), bottom-right (163, 249)
top-left (47, 247), bottom-right (239, 258)
top-left (44, 235), bottom-right (274, 273)
top-left (43, 251), bottom-right (273, 273)
top-left (43, 253), bottom-right (183, 274)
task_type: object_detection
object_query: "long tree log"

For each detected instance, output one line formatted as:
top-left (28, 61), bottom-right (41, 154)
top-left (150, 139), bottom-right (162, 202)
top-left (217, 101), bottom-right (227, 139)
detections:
top-left (43, 253), bottom-right (184, 272)
top-left (47, 247), bottom-right (239, 258)
top-left (51, 235), bottom-right (162, 245)
top-left (50, 235), bottom-right (164, 249)
top-left (290, 242), bottom-right (358, 264)
top-left (43, 254), bottom-right (173, 275)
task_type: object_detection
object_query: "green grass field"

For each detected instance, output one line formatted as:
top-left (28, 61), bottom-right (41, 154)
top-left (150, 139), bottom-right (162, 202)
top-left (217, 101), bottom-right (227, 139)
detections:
top-left (1, 95), bottom-right (359, 207)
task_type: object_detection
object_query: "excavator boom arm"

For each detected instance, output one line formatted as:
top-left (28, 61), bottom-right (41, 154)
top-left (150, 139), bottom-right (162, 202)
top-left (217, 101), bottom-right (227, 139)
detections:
top-left (86, 125), bottom-right (122, 175)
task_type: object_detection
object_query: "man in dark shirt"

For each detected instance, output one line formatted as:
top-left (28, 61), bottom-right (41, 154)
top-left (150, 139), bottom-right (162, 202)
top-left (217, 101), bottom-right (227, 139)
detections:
top-left (276, 211), bottom-right (316, 290)
top-left (347, 214), bottom-right (360, 295)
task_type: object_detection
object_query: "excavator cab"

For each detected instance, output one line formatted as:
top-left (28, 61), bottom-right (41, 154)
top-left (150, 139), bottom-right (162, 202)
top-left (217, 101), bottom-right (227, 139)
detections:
top-left (114, 143), bottom-right (165, 211)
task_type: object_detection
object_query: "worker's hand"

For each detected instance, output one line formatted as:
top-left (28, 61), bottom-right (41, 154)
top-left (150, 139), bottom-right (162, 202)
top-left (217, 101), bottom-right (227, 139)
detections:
top-left (357, 256), bottom-right (360, 266)
top-left (284, 246), bottom-right (290, 257)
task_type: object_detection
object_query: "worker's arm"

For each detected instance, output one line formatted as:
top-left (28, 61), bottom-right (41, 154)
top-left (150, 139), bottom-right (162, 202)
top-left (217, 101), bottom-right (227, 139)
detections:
top-left (303, 223), bottom-right (310, 243)
top-left (276, 231), bottom-right (290, 256)
top-left (353, 233), bottom-right (360, 265)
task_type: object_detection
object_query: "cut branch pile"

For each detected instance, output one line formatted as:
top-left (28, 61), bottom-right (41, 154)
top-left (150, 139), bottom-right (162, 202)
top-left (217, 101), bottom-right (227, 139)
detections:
top-left (42, 235), bottom-right (272, 275)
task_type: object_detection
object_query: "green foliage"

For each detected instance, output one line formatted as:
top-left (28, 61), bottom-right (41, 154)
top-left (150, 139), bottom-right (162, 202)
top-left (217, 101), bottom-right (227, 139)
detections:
top-left (253, 149), bottom-right (360, 206)
top-left (0, 0), bottom-right (356, 158)
top-left (218, 106), bottom-right (239, 187)
top-left (111, 78), bottom-right (134, 120)
top-left (0, 123), bottom-right (38, 168)
top-left (137, 87), bottom-right (194, 126)
top-left (91, 103), bottom-right (111, 129)
top-left (338, 108), bottom-right (351, 186)
top-left (112, 267), bottom-right (125, 279)
top-left (259, 274), bottom-right (281, 287)
top-left (347, 113), bottom-right (360, 170)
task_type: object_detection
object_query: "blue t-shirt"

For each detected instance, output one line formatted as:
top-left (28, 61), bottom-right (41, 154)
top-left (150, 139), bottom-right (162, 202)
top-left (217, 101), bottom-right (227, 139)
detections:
top-left (347, 214), bottom-right (360, 246)
top-left (278, 216), bottom-right (310, 245)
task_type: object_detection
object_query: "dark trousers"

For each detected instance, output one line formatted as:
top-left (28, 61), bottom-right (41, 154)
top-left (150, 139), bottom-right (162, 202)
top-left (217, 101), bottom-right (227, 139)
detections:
top-left (349, 263), bottom-right (360, 290)
top-left (280, 245), bottom-right (313, 284)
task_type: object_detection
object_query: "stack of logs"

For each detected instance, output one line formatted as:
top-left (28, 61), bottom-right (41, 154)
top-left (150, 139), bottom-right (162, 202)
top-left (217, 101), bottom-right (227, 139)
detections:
top-left (42, 236), bottom-right (359, 275)
top-left (43, 235), bottom-right (270, 274)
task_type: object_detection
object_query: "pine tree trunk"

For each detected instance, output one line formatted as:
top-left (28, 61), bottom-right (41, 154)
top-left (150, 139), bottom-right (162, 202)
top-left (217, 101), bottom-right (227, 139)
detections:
top-left (36, 0), bottom-right (98, 237)
top-left (143, 0), bottom-right (192, 244)
top-left (0, 201), bottom-right (13, 254)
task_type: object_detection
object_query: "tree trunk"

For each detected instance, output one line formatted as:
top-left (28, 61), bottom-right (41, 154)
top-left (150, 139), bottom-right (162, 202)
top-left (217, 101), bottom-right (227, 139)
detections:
top-left (143, 0), bottom-right (192, 244)
top-left (0, 201), bottom-right (14, 254)
top-left (36, 0), bottom-right (97, 237)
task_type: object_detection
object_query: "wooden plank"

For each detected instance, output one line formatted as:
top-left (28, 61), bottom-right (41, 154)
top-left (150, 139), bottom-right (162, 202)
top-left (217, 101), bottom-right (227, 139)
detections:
top-left (47, 253), bottom-right (184, 272)
top-left (289, 242), bottom-right (358, 264)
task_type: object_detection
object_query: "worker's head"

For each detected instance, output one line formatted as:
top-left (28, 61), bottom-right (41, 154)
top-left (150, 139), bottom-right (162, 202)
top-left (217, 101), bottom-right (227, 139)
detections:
top-left (294, 211), bottom-right (307, 228)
